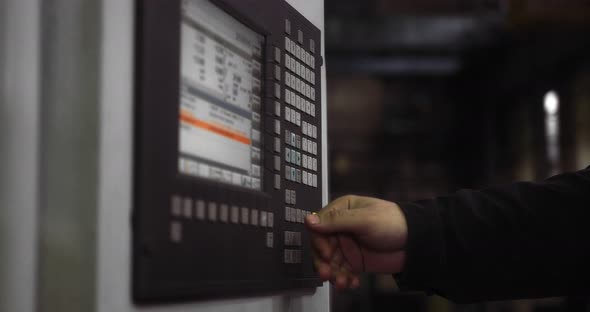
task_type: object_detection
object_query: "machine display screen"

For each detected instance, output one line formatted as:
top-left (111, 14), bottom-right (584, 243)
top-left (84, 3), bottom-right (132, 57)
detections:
top-left (178, 0), bottom-right (265, 191)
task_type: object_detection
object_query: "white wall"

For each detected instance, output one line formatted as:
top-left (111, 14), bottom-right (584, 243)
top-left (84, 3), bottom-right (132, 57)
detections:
top-left (0, 0), bottom-right (41, 311)
top-left (95, 0), bottom-right (330, 312)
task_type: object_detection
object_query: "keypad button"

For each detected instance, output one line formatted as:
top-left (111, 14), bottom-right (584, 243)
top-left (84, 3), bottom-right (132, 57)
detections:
top-left (311, 104), bottom-right (316, 117)
top-left (275, 47), bottom-right (281, 63)
top-left (274, 137), bottom-right (280, 153)
top-left (219, 204), bottom-right (229, 223)
top-left (313, 142), bottom-right (318, 155)
top-left (275, 101), bottom-right (281, 117)
top-left (298, 30), bottom-right (303, 44)
top-left (171, 195), bottom-right (182, 216)
top-left (285, 19), bottom-right (291, 34)
top-left (285, 37), bottom-right (289, 50)
top-left (274, 155), bottom-right (281, 171)
top-left (285, 106), bottom-right (291, 122)
top-left (268, 212), bottom-right (274, 228)
top-left (261, 211), bottom-right (268, 227)
top-left (303, 171), bottom-right (308, 185)
top-left (274, 83), bottom-right (281, 99)
top-left (313, 158), bottom-right (318, 171)
top-left (311, 72), bottom-right (315, 85)
top-left (267, 232), bottom-right (274, 248)
top-left (208, 202), bottom-right (218, 222)
top-left (303, 155), bottom-right (308, 169)
top-left (231, 205), bottom-right (240, 224)
top-left (311, 88), bottom-right (315, 101)
top-left (274, 120), bottom-right (281, 135)
top-left (241, 207), bottom-right (249, 224)
top-left (285, 206), bottom-right (291, 221)
top-left (311, 57), bottom-right (315, 69)
top-left (285, 90), bottom-right (291, 105)
top-left (291, 190), bottom-right (296, 205)
top-left (285, 189), bottom-right (292, 204)
top-left (310, 39), bottom-right (315, 53)
top-left (196, 200), bottom-right (206, 220)
top-left (274, 64), bottom-right (281, 81)
top-left (296, 135), bottom-right (301, 149)
top-left (274, 174), bottom-right (281, 189)
top-left (251, 209), bottom-right (259, 226)
top-left (296, 209), bottom-right (302, 224)
top-left (296, 169), bottom-right (302, 183)
top-left (170, 221), bottom-right (182, 243)
top-left (182, 198), bottom-right (193, 219)
top-left (285, 148), bottom-right (291, 164)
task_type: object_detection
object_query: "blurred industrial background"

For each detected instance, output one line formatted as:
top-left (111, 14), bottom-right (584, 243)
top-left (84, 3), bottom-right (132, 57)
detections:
top-left (325, 0), bottom-right (590, 311)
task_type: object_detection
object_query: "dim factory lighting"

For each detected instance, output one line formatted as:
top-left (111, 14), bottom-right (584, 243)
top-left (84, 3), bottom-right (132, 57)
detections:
top-left (544, 90), bottom-right (560, 115)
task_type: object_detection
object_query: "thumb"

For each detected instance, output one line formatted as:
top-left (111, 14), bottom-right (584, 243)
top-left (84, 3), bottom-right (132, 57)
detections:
top-left (306, 197), bottom-right (366, 234)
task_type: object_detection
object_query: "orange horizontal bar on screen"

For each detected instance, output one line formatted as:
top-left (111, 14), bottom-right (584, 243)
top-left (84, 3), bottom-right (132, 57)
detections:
top-left (180, 113), bottom-right (252, 145)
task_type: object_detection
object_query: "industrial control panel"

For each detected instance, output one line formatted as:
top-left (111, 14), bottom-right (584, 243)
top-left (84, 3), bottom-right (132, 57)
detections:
top-left (133, 0), bottom-right (323, 302)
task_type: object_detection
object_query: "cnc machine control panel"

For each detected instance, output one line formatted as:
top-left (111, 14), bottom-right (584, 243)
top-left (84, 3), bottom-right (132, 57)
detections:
top-left (133, 0), bottom-right (323, 302)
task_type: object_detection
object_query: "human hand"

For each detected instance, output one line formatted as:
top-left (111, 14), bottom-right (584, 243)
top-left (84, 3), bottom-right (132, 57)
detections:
top-left (305, 195), bottom-right (408, 290)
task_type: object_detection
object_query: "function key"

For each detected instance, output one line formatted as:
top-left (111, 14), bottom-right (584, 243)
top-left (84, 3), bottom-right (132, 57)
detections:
top-left (171, 195), bottom-right (182, 217)
top-left (274, 47), bottom-right (281, 63)
top-left (298, 30), bottom-right (303, 44)
top-left (285, 19), bottom-right (291, 35)
top-left (230, 205), bottom-right (240, 224)
top-left (310, 39), bottom-right (315, 53)
top-left (196, 200), bottom-right (206, 220)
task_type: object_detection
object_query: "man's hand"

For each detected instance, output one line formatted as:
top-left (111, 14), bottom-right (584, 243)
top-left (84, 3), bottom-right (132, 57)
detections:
top-left (305, 195), bottom-right (408, 290)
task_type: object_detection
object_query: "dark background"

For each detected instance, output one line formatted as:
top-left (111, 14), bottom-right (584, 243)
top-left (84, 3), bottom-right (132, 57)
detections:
top-left (324, 0), bottom-right (590, 311)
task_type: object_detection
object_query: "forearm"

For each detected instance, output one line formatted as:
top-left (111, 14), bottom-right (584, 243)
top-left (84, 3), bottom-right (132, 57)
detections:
top-left (396, 167), bottom-right (590, 303)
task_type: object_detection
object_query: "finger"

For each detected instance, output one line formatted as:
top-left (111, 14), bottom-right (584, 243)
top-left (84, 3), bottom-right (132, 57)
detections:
top-left (314, 256), bottom-right (331, 281)
top-left (305, 196), bottom-right (367, 234)
top-left (311, 234), bottom-right (334, 261)
top-left (330, 247), bottom-right (344, 270)
top-left (350, 276), bottom-right (361, 289)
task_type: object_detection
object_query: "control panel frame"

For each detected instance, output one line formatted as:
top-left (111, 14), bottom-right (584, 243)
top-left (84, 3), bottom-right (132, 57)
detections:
top-left (133, 0), bottom-right (323, 303)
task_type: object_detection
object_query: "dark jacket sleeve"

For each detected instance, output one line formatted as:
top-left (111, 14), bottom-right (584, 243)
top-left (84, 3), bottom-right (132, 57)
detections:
top-left (395, 166), bottom-right (590, 303)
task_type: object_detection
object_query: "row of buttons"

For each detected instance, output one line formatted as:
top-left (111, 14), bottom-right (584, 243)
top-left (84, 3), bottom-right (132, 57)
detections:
top-left (301, 121), bottom-right (318, 139)
top-left (285, 56), bottom-right (315, 87)
top-left (286, 148), bottom-right (318, 172)
top-left (284, 106), bottom-right (301, 126)
top-left (285, 166), bottom-right (318, 187)
top-left (285, 89), bottom-right (316, 118)
top-left (284, 19), bottom-right (315, 54)
top-left (179, 157), bottom-right (262, 189)
top-left (171, 222), bottom-right (275, 248)
top-left (284, 231), bottom-right (302, 246)
top-left (285, 37), bottom-right (315, 69)
top-left (171, 195), bottom-right (274, 227)
top-left (284, 249), bottom-right (302, 264)
top-left (285, 207), bottom-right (312, 223)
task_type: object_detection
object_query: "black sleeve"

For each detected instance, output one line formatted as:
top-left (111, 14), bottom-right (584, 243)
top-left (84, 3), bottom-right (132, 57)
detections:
top-left (395, 166), bottom-right (590, 303)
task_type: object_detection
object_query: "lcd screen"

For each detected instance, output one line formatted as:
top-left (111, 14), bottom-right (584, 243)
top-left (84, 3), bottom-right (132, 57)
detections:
top-left (178, 0), bottom-right (265, 190)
